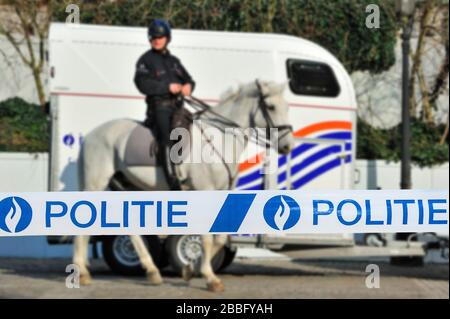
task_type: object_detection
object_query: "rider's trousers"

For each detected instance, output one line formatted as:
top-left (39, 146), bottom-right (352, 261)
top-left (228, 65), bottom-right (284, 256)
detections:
top-left (151, 102), bottom-right (182, 190)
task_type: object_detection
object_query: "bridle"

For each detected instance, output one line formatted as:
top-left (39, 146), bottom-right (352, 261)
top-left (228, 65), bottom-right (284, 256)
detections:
top-left (254, 80), bottom-right (293, 143)
top-left (185, 80), bottom-right (292, 147)
top-left (182, 80), bottom-right (293, 188)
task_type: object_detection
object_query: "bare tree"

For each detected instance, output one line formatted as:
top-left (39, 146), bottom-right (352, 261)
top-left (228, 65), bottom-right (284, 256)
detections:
top-left (409, 0), bottom-right (449, 124)
top-left (0, 0), bottom-right (50, 110)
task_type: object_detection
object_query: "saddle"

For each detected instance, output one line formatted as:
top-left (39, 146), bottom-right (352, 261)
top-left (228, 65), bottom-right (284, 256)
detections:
top-left (124, 106), bottom-right (193, 167)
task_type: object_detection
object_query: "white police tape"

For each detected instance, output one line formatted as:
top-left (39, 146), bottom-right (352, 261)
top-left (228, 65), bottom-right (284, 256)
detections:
top-left (0, 190), bottom-right (448, 236)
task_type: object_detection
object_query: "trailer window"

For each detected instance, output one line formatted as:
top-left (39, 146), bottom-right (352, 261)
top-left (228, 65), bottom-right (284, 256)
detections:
top-left (287, 60), bottom-right (340, 97)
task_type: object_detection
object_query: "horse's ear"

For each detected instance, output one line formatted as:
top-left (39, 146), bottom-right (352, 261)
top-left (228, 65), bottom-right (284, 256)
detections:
top-left (256, 79), bottom-right (271, 96)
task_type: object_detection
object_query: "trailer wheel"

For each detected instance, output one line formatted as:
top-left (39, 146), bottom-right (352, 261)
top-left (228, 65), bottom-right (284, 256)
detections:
top-left (218, 246), bottom-right (237, 271)
top-left (165, 235), bottom-right (225, 275)
top-left (102, 235), bottom-right (163, 276)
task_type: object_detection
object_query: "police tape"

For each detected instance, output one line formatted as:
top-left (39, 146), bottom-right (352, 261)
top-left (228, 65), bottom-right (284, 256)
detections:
top-left (0, 190), bottom-right (448, 236)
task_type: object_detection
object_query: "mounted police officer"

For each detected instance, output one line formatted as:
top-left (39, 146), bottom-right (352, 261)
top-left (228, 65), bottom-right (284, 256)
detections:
top-left (134, 19), bottom-right (195, 190)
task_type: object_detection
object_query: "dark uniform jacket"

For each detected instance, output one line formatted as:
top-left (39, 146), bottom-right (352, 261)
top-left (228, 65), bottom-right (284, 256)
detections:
top-left (134, 49), bottom-right (195, 113)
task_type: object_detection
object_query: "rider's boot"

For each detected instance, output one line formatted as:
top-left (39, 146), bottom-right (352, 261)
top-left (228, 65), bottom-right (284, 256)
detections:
top-left (160, 144), bottom-right (181, 191)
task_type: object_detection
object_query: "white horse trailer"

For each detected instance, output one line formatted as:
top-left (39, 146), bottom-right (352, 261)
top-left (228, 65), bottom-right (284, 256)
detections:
top-left (47, 23), bottom-right (424, 275)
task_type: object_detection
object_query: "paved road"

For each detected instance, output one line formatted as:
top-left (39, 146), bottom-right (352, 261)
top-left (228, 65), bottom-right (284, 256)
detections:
top-left (0, 257), bottom-right (447, 298)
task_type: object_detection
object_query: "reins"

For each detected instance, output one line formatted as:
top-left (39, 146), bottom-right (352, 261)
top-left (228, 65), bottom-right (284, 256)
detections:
top-left (180, 80), bottom-right (293, 188)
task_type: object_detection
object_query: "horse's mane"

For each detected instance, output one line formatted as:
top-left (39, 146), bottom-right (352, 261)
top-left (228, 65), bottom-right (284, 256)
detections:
top-left (219, 85), bottom-right (243, 104)
top-left (216, 80), bottom-right (284, 110)
top-left (218, 82), bottom-right (256, 106)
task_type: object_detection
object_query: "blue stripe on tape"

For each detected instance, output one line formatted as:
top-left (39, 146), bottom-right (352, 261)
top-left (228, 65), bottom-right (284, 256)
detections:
top-left (209, 193), bottom-right (256, 232)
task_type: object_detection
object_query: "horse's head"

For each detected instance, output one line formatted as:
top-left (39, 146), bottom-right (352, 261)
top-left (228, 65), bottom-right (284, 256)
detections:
top-left (249, 80), bottom-right (294, 155)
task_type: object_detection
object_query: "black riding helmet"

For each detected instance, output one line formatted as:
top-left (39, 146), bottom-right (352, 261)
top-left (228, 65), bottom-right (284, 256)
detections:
top-left (147, 19), bottom-right (171, 42)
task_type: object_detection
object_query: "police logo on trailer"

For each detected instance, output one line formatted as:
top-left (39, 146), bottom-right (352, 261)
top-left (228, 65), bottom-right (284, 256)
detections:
top-left (263, 195), bottom-right (301, 230)
top-left (0, 197), bottom-right (33, 233)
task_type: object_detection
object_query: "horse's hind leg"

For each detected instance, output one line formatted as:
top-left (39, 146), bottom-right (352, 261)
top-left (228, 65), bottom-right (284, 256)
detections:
top-left (74, 142), bottom-right (115, 285)
top-left (73, 235), bottom-right (92, 285)
top-left (129, 235), bottom-right (163, 285)
top-left (200, 234), bottom-right (225, 292)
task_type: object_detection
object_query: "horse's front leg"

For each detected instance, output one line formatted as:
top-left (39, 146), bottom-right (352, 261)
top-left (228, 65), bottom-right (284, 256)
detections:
top-left (129, 235), bottom-right (163, 285)
top-left (212, 234), bottom-right (228, 258)
top-left (200, 234), bottom-right (225, 292)
top-left (73, 235), bottom-right (92, 285)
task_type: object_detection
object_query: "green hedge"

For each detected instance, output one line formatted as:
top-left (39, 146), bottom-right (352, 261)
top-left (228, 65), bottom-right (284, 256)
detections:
top-left (53, 0), bottom-right (398, 74)
top-left (357, 117), bottom-right (449, 167)
top-left (0, 98), bottom-right (49, 152)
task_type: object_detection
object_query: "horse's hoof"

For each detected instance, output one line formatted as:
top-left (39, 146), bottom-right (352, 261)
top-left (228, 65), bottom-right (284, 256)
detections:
top-left (182, 263), bottom-right (194, 282)
top-left (147, 271), bottom-right (163, 285)
top-left (79, 274), bottom-right (92, 286)
top-left (207, 280), bottom-right (225, 293)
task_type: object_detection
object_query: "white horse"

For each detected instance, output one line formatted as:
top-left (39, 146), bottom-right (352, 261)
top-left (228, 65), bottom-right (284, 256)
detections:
top-left (73, 80), bottom-right (294, 292)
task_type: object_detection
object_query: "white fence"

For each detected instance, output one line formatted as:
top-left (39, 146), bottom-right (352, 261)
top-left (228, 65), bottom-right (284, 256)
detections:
top-left (0, 152), bottom-right (74, 257)
top-left (0, 152), bottom-right (448, 257)
top-left (0, 152), bottom-right (48, 192)
top-left (354, 159), bottom-right (449, 190)
top-left (1, 153), bottom-right (448, 193)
